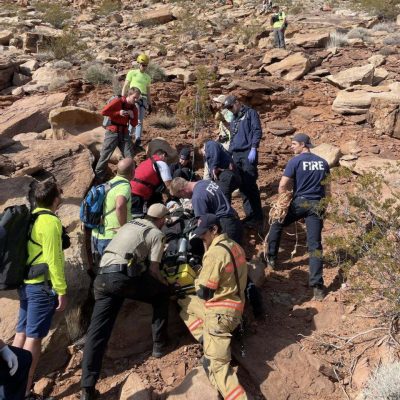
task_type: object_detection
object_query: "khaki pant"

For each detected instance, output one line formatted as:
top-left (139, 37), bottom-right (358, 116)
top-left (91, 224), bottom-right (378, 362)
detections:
top-left (179, 296), bottom-right (247, 400)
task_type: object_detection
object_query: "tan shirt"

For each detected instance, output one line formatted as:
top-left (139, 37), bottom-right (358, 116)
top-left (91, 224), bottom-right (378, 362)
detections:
top-left (101, 218), bottom-right (165, 267)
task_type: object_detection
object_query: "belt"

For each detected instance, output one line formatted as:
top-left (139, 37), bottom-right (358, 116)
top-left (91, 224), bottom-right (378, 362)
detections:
top-left (98, 264), bottom-right (128, 275)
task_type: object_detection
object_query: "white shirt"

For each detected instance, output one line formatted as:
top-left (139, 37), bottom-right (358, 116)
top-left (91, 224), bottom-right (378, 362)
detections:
top-left (155, 161), bottom-right (172, 182)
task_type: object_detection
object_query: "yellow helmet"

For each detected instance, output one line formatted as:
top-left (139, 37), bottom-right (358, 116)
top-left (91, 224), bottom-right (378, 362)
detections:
top-left (137, 54), bottom-right (150, 65)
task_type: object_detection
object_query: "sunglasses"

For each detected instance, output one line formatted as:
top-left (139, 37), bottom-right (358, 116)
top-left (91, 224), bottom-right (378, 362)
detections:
top-left (140, 63), bottom-right (148, 67)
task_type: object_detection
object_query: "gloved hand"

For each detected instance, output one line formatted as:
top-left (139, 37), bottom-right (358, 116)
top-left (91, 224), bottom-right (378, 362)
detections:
top-left (147, 104), bottom-right (153, 114)
top-left (248, 148), bottom-right (257, 164)
top-left (0, 345), bottom-right (18, 376)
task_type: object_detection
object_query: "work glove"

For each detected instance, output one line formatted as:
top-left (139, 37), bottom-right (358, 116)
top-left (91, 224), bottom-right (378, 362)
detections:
top-left (248, 148), bottom-right (257, 164)
top-left (147, 104), bottom-right (153, 114)
top-left (0, 345), bottom-right (18, 376)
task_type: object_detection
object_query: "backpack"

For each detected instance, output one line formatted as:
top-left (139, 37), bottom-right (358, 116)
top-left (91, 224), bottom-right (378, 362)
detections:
top-left (0, 206), bottom-right (68, 290)
top-left (102, 95), bottom-right (123, 128)
top-left (80, 180), bottom-right (127, 230)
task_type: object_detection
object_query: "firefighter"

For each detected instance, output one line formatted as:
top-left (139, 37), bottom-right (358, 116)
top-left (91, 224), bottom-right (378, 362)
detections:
top-left (179, 214), bottom-right (248, 400)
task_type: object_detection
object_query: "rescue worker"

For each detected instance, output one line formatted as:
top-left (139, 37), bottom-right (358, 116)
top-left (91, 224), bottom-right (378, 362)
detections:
top-left (223, 95), bottom-right (263, 229)
top-left (267, 133), bottom-right (330, 300)
top-left (170, 177), bottom-right (242, 245)
top-left (95, 88), bottom-right (141, 182)
top-left (213, 95), bottom-right (233, 150)
top-left (201, 139), bottom-right (240, 204)
top-left (81, 204), bottom-right (171, 400)
top-left (169, 147), bottom-right (195, 181)
top-left (91, 158), bottom-right (134, 261)
top-left (122, 54), bottom-right (152, 151)
top-left (130, 149), bottom-right (172, 216)
top-left (271, 5), bottom-right (287, 49)
top-left (179, 214), bottom-right (248, 400)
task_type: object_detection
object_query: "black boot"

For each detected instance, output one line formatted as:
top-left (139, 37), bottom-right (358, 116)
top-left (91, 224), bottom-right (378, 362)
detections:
top-left (80, 387), bottom-right (98, 400)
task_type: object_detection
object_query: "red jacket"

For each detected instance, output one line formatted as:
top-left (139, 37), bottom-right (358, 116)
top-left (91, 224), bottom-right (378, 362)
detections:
top-left (101, 96), bottom-right (138, 133)
top-left (131, 155), bottom-right (162, 200)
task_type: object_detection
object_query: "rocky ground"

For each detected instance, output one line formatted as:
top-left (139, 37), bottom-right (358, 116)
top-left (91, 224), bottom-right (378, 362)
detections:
top-left (1, 0), bottom-right (400, 399)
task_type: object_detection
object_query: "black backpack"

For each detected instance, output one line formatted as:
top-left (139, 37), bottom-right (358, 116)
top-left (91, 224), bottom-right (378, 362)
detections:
top-left (0, 205), bottom-right (69, 290)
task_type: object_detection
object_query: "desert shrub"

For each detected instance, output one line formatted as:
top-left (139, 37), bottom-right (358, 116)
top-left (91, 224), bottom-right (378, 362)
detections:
top-left (347, 27), bottom-right (371, 40)
top-left (363, 361), bottom-right (400, 399)
top-left (149, 113), bottom-right (177, 130)
top-left (85, 64), bottom-right (114, 84)
top-left (326, 166), bottom-right (400, 316)
top-left (326, 31), bottom-right (348, 48)
top-left (97, 0), bottom-right (121, 16)
top-left (147, 62), bottom-right (167, 82)
top-left (177, 66), bottom-right (216, 128)
top-left (379, 46), bottom-right (397, 55)
top-left (35, 1), bottom-right (71, 28)
top-left (172, 11), bottom-right (206, 40)
top-left (383, 34), bottom-right (400, 45)
top-left (372, 22), bottom-right (398, 32)
top-left (47, 30), bottom-right (87, 61)
top-left (235, 24), bottom-right (264, 46)
top-left (354, 0), bottom-right (400, 19)
top-left (48, 77), bottom-right (68, 91)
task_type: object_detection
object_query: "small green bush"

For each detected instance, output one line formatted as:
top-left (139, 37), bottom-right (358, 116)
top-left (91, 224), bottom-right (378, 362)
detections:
top-left (85, 64), bottom-right (114, 85)
top-left (326, 31), bottom-right (348, 48)
top-left (372, 22), bottom-right (397, 32)
top-left (347, 27), bottom-right (371, 40)
top-left (147, 62), bottom-right (167, 82)
top-left (97, 0), bottom-right (121, 16)
top-left (35, 1), bottom-right (71, 29)
top-left (235, 24), bottom-right (264, 46)
top-left (383, 34), bottom-right (400, 45)
top-left (47, 30), bottom-right (87, 60)
top-left (149, 113), bottom-right (177, 130)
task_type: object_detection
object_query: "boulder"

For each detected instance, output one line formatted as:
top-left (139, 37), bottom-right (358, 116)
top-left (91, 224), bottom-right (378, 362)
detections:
top-left (372, 67), bottom-right (389, 85)
top-left (291, 32), bottom-right (330, 48)
top-left (368, 98), bottom-right (400, 139)
top-left (265, 52), bottom-right (311, 81)
top-left (23, 66), bottom-right (73, 93)
top-left (368, 54), bottom-right (385, 67)
top-left (311, 143), bottom-right (341, 167)
top-left (262, 48), bottom-right (289, 65)
top-left (267, 121), bottom-right (296, 136)
top-left (0, 57), bottom-right (17, 91)
top-left (136, 7), bottom-right (176, 26)
top-left (19, 59), bottom-right (40, 75)
top-left (0, 30), bottom-right (13, 46)
top-left (167, 367), bottom-right (219, 400)
top-left (0, 93), bottom-right (67, 138)
top-left (165, 67), bottom-right (195, 84)
top-left (12, 72), bottom-right (31, 86)
top-left (326, 64), bottom-right (375, 89)
top-left (22, 28), bottom-right (62, 53)
top-left (119, 373), bottom-right (150, 400)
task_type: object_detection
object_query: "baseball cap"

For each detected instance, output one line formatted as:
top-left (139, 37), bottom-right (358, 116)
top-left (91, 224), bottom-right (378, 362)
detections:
top-left (147, 203), bottom-right (169, 219)
top-left (193, 214), bottom-right (220, 237)
top-left (212, 94), bottom-right (227, 104)
top-left (292, 133), bottom-right (314, 148)
top-left (223, 95), bottom-right (237, 109)
top-left (179, 147), bottom-right (191, 160)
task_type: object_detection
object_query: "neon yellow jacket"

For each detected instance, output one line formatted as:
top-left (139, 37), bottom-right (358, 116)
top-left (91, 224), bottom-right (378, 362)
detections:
top-left (24, 208), bottom-right (67, 295)
top-left (272, 11), bottom-right (286, 29)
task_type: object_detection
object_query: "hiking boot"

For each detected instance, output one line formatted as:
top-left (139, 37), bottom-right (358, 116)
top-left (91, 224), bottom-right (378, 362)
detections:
top-left (152, 338), bottom-right (179, 358)
top-left (80, 387), bottom-right (99, 400)
top-left (266, 256), bottom-right (277, 270)
top-left (312, 285), bottom-right (325, 301)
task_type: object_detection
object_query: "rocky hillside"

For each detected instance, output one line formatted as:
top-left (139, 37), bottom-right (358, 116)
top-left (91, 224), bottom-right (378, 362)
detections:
top-left (1, 0), bottom-right (400, 399)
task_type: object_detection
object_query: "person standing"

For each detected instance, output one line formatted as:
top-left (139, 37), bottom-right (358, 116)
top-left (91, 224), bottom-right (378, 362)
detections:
top-left (201, 139), bottom-right (240, 204)
top-left (223, 95), bottom-right (263, 229)
top-left (122, 54), bottom-right (153, 150)
top-left (95, 88), bottom-right (141, 182)
top-left (91, 158), bottom-right (134, 260)
top-left (81, 204), bottom-right (171, 400)
top-left (0, 339), bottom-right (32, 400)
top-left (12, 180), bottom-right (67, 399)
top-left (267, 133), bottom-right (330, 300)
top-left (212, 95), bottom-right (234, 150)
top-left (179, 214), bottom-right (248, 400)
top-left (271, 5), bottom-right (287, 48)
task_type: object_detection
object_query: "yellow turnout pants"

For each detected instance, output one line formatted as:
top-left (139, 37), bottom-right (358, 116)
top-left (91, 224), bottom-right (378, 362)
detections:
top-left (178, 296), bottom-right (247, 400)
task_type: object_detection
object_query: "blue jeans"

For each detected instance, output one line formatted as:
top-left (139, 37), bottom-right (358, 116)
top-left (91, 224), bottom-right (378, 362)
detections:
top-left (274, 28), bottom-right (285, 48)
top-left (16, 284), bottom-right (57, 339)
top-left (268, 197), bottom-right (324, 287)
top-left (91, 237), bottom-right (112, 266)
top-left (134, 96), bottom-right (148, 141)
top-left (0, 346), bottom-right (32, 400)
